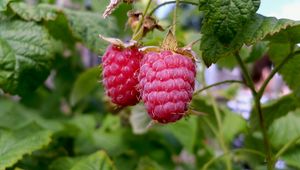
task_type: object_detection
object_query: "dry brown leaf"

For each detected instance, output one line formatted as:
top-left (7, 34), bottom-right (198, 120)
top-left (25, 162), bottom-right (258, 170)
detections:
top-left (103, 0), bottom-right (121, 18)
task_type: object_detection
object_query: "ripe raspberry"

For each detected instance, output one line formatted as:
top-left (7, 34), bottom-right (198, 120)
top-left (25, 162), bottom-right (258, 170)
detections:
top-left (139, 50), bottom-right (196, 123)
top-left (102, 44), bottom-right (143, 106)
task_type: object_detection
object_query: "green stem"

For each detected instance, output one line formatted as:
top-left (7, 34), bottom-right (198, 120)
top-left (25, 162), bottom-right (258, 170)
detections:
top-left (254, 98), bottom-right (274, 169)
top-left (172, 0), bottom-right (180, 34)
top-left (149, 1), bottom-right (198, 16)
top-left (132, 0), bottom-right (153, 40)
top-left (257, 50), bottom-right (300, 99)
top-left (202, 117), bottom-right (218, 137)
top-left (210, 93), bottom-right (231, 170)
top-left (193, 80), bottom-right (244, 96)
top-left (234, 52), bottom-right (257, 95)
top-left (202, 152), bottom-right (231, 170)
top-left (235, 53), bottom-right (274, 170)
top-left (202, 148), bottom-right (265, 170)
top-left (200, 63), bottom-right (232, 170)
top-left (236, 148), bottom-right (266, 158)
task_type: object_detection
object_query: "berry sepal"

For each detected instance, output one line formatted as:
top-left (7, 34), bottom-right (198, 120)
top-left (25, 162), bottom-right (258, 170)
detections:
top-left (140, 30), bottom-right (198, 62)
top-left (99, 34), bottom-right (138, 48)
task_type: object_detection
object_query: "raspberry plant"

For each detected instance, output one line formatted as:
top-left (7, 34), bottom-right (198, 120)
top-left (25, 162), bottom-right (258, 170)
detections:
top-left (0, 0), bottom-right (300, 170)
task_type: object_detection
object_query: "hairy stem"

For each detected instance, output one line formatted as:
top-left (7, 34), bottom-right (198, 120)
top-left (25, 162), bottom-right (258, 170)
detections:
top-left (149, 0), bottom-right (198, 16)
top-left (235, 53), bottom-right (274, 170)
top-left (172, 0), bottom-right (179, 34)
top-left (132, 0), bottom-right (152, 40)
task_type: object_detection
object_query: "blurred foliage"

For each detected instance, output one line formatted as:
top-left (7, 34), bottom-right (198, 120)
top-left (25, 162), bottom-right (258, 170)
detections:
top-left (0, 0), bottom-right (300, 170)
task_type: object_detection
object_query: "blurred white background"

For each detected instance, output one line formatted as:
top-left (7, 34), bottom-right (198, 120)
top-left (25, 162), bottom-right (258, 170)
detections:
top-left (258, 0), bottom-right (300, 20)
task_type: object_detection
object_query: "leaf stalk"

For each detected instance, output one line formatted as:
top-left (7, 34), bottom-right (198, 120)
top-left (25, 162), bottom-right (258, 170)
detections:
top-left (193, 80), bottom-right (244, 96)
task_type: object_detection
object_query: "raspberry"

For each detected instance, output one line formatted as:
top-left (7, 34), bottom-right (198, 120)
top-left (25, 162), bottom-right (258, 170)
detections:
top-left (102, 44), bottom-right (143, 106)
top-left (139, 50), bottom-right (196, 123)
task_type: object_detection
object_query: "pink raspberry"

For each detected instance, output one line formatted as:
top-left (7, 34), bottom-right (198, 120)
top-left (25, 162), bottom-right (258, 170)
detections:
top-left (138, 50), bottom-right (196, 123)
top-left (102, 44), bottom-right (143, 106)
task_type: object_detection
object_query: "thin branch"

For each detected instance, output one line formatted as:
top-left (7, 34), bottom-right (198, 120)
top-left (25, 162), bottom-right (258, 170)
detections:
top-left (257, 50), bottom-right (300, 99)
top-left (275, 136), bottom-right (300, 160)
top-left (193, 80), bottom-right (244, 96)
top-left (149, 1), bottom-right (198, 16)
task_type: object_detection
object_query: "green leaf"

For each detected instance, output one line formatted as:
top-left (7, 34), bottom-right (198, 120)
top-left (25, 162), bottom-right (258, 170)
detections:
top-left (282, 146), bottom-right (300, 169)
top-left (245, 41), bottom-right (268, 63)
top-left (136, 157), bottom-right (164, 170)
top-left (0, 124), bottom-right (52, 170)
top-left (200, 31), bottom-right (240, 66)
top-left (70, 67), bottom-right (102, 106)
top-left (50, 157), bottom-right (78, 170)
top-left (129, 104), bottom-right (152, 135)
top-left (64, 10), bottom-right (117, 53)
top-left (201, 13), bottom-right (300, 66)
top-left (9, 2), bottom-right (58, 21)
top-left (0, 20), bottom-right (54, 95)
top-left (0, 0), bottom-right (11, 12)
top-left (0, 99), bottom-right (63, 132)
top-left (200, 0), bottom-right (259, 66)
top-left (201, 0), bottom-right (260, 44)
top-left (68, 115), bottom-right (98, 154)
top-left (191, 96), bottom-right (217, 126)
top-left (45, 12), bottom-right (76, 47)
top-left (242, 15), bottom-right (300, 45)
top-left (71, 151), bottom-right (116, 170)
top-left (50, 151), bottom-right (115, 170)
top-left (268, 109), bottom-right (300, 149)
top-left (222, 109), bottom-right (247, 143)
top-left (164, 116), bottom-right (197, 153)
top-left (266, 25), bottom-right (300, 44)
top-left (68, 115), bottom-right (97, 134)
top-left (9, 2), bottom-right (117, 54)
top-left (216, 45), bottom-right (251, 69)
top-left (74, 115), bottom-right (126, 156)
top-left (250, 94), bottom-right (298, 129)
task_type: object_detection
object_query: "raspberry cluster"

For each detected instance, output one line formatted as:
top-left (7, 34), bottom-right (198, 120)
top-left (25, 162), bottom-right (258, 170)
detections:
top-left (102, 44), bottom-right (196, 124)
